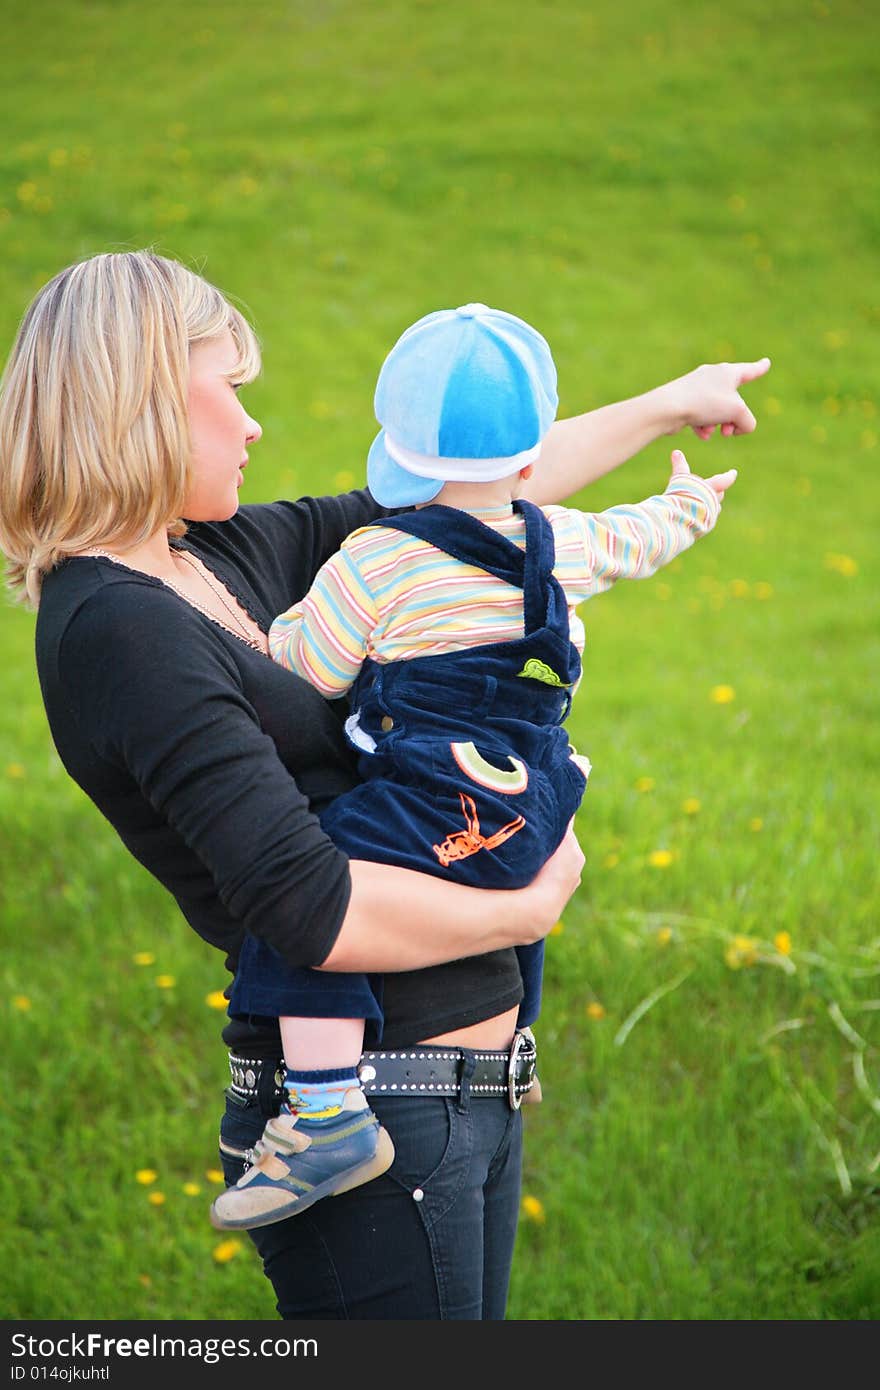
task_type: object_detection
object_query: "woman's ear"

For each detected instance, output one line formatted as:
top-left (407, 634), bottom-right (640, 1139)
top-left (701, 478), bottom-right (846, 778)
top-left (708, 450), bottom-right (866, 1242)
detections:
top-left (520, 464), bottom-right (534, 480)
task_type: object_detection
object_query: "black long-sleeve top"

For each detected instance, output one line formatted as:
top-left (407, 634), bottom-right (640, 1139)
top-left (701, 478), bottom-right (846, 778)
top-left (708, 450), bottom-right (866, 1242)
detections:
top-left (35, 491), bottom-right (523, 1056)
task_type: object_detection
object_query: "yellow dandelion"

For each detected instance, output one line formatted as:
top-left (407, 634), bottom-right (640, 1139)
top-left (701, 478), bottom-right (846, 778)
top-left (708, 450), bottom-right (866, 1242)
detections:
top-left (549, 920), bottom-right (565, 936)
top-left (6, 763), bottom-right (25, 779)
top-left (729, 579), bottom-right (750, 598)
top-left (634, 776), bottom-right (655, 793)
top-left (34, 196), bottom-right (53, 214)
top-left (725, 934), bottom-right (758, 969)
top-left (861, 430), bottom-right (877, 449)
top-left (205, 1169), bottom-right (225, 1185)
top-left (137, 1274), bottom-right (152, 1288)
top-left (764, 397), bottom-right (782, 416)
top-left (332, 469), bottom-right (356, 491)
top-left (861, 400), bottom-right (876, 417)
top-left (754, 582), bottom-right (773, 600)
top-left (727, 194), bottom-right (746, 213)
top-left (135, 1169), bottom-right (158, 1185)
top-left (308, 399), bottom-right (332, 419)
top-left (824, 552), bottom-right (858, 577)
top-left (213, 1239), bottom-right (242, 1264)
top-left (656, 927), bottom-right (673, 946)
top-left (603, 851), bottom-right (620, 869)
top-left (48, 148), bottom-right (68, 167)
top-left (147, 1191), bottom-right (166, 1207)
top-left (521, 1195), bottom-right (546, 1224)
top-left (823, 330), bottom-right (846, 350)
top-left (205, 990), bottom-right (228, 1010)
top-left (238, 175), bottom-right (259, 196)
top-left (648, 849), bottom-right (675, 868)
top-left (16, 182), bottom-right (37, 204)
top-left (749, 817), bottom-right (764, 832)
top-left (182, 1182), bottom-right (202, 1197)
top-left (755, 254), bottom-right (773, 272)
top-left (681, 798), bottom-right (701, 815)
top-left (132, 951), bottom-right (155, 966)
top-left (155, 974), bottom-right (176, 989)
top-left (12, 994), bottom-right (32, 1011)
top-left (586, 1001), bottom-right (606, 1020)
top-left (822, 397), bottom-right (841, 416)
top-left (654, 583), bottom-right (671, 601)
top-left (710, 685), bottom-right (736, 704)
top-left (774, 931), bottom-right (792, 956)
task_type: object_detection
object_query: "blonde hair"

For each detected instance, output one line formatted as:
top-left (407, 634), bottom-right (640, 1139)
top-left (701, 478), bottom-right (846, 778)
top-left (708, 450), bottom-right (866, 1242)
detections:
top-left (0, 250), bottom-right (261, 606)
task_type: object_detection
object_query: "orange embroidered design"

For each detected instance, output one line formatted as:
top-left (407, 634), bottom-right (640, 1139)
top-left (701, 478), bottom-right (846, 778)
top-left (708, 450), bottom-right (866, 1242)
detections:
top-left (433, 793), bottom-right (526, 868)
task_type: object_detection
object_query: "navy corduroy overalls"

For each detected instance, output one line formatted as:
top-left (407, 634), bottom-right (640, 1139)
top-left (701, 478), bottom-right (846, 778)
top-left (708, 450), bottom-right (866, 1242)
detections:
top-left (230, 500), bottom-right (588, 1038)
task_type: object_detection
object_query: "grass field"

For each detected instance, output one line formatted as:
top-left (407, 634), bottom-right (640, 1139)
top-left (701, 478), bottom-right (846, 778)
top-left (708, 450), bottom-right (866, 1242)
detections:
top-left (1, 0), bottom-right (878, 1320)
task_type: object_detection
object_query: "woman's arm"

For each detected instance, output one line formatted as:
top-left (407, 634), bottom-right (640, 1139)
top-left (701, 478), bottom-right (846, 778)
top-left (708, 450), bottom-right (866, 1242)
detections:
top-left (522, 358), bottom-right (771, 507)
top-left (318, 828), bottom-right (584, 973)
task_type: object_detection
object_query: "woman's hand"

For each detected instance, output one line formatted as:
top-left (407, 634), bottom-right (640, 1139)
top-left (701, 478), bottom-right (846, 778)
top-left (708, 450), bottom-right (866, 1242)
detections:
top-left (524, 356), bottom-right (771, 508)
top-left (664, 359), bottom-right (772, 440)
top-left (517, 821), bottom-right (585, 944)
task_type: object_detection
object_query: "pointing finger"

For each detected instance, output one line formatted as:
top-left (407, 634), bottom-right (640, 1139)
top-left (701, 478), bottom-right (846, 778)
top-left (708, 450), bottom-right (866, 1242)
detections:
top-left (735, 357), bottom-right (771, 385)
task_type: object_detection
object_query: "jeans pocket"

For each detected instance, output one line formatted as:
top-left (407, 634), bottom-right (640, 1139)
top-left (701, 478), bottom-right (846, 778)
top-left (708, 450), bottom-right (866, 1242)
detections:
top-left (373, 1097), bottom-right (472, 1221)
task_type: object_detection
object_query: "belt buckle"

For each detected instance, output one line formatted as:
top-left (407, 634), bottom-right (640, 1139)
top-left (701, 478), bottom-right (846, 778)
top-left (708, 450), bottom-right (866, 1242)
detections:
top-left (507, 1030), bottom-right (526, 1110)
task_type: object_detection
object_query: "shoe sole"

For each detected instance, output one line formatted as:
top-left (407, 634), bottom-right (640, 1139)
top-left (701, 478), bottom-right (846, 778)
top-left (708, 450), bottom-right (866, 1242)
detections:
top-left (209, 1125), bottom-right (396, 1232)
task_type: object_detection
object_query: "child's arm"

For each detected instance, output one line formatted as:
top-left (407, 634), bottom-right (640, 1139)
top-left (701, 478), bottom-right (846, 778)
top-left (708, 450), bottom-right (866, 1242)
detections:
top-left (561, 449), bottom-right (736, 603)
top-left (523, 358), bottom-right (769, 506)
top-left (269, 536), bottom-right (379, 698)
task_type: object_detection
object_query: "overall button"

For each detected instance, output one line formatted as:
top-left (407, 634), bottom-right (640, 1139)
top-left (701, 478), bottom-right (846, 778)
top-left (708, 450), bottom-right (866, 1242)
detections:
top-left (381, 716), bottom-right (394, 731)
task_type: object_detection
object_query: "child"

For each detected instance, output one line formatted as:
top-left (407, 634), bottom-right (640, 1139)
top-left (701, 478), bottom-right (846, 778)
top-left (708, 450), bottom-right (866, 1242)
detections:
top-left (210, 303), bottom-right (737, 1232)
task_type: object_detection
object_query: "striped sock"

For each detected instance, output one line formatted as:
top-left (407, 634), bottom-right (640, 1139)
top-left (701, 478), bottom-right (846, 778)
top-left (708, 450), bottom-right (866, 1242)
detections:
top-left (283, 1066), bottom-right (360, 1123)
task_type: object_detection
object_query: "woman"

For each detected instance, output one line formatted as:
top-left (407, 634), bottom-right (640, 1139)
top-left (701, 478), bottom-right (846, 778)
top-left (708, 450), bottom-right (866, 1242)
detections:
top-left (0, 251), bottom-right (768, 1319)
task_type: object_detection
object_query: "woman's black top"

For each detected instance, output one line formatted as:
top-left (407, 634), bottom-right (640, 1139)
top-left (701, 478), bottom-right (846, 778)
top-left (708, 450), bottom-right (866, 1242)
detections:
top-left (34, 491), bottom-right (523, 1055)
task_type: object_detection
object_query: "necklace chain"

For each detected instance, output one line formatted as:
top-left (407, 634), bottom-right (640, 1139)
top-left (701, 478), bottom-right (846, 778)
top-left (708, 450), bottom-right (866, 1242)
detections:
top-left (88, 548), bottom-right (266, 653)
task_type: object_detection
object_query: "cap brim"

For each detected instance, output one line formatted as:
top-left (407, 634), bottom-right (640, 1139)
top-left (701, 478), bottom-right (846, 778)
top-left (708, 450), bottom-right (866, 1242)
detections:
top-left (367, 431), bottom-right (444, 508)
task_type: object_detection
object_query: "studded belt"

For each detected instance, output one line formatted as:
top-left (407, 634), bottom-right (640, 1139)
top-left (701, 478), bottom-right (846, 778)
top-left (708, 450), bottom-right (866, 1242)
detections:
top-left (228, 1029), bottom-right (538, 1112)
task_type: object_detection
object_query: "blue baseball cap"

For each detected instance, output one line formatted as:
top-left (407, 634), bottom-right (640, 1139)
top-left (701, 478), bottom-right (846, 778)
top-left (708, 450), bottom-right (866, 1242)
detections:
top-left (366, 303), bottom-right (559, 507)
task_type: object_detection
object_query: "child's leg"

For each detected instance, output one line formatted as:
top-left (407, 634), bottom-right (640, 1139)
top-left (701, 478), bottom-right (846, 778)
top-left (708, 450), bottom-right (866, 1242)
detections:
top-left (211, 1012), bottom-right (394, 1232)
top-left (278, 1015), bottom-right (366, 1120)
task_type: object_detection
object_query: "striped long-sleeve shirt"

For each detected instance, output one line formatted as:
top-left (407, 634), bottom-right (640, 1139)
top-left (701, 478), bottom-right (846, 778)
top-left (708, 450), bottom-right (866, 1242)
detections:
top-left (268, 475), bottom-right (721, 698)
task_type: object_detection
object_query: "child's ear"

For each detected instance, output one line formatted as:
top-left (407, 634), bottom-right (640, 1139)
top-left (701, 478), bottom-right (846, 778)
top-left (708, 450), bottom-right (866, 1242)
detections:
top-left (520, 464), bottom-right (534, 480)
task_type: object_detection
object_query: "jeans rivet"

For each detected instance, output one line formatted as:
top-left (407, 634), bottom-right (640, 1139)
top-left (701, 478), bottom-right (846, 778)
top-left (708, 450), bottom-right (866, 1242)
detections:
top-left (412, 1188), bottom-right (425, 1202)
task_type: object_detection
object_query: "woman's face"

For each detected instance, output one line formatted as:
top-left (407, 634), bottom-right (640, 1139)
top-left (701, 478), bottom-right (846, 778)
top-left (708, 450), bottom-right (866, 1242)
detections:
top-left (185, 331), bottom-right (262, 521)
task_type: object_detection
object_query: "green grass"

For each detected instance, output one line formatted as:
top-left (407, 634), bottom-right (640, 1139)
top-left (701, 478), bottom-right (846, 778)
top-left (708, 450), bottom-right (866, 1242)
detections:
top-left (1, 0), bottom-right (878, 1320)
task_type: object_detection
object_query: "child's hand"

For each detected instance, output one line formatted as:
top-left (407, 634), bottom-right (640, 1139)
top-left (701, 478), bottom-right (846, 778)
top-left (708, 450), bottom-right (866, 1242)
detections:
top-left (669, 448), bottom-right (737, 501)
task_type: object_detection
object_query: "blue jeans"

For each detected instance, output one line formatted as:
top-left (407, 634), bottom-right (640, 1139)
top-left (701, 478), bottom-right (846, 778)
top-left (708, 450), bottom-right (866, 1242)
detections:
top-left (218, 1054), bottom-right (524, 1320)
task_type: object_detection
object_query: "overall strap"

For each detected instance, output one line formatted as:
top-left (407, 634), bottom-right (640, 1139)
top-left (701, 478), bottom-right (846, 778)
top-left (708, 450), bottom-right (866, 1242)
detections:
top-left (381, 503), bottom-right (558, 636)
top-left (514, 499), bottom-right (559, 637)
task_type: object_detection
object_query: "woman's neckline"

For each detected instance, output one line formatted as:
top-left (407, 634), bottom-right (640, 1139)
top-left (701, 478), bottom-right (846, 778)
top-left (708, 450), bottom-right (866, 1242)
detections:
top-left (73, 546), bottom-right (270, 657)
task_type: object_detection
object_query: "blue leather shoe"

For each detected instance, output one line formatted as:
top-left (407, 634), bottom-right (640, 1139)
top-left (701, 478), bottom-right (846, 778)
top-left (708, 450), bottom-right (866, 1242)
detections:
top-left (210, 1088), bottom-right (395, 1231)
